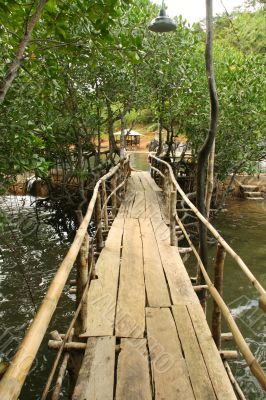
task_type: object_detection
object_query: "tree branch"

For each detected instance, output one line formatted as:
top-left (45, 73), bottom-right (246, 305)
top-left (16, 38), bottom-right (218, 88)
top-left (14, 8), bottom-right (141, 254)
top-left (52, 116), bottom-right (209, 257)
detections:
top-left (0, 0), bottom-right (48, 104)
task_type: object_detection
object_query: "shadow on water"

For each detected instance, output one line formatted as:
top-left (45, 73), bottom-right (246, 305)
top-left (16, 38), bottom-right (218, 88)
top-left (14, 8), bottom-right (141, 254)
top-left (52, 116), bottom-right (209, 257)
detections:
top-left (0, 154), bottom-right (265, 399)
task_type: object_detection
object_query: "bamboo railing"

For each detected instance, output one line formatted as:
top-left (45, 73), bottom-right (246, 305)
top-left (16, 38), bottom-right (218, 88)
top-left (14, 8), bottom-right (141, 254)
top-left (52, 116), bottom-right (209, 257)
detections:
top-left (0, 157), bottom-right (130, 400)
top-left (149, 153), bottom-right (266, 391)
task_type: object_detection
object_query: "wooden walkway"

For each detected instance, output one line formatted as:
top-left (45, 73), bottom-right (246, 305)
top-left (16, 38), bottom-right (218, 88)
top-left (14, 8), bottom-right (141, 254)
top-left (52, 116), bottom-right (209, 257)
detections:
top-left (73, 171), bottom-right (237, 400)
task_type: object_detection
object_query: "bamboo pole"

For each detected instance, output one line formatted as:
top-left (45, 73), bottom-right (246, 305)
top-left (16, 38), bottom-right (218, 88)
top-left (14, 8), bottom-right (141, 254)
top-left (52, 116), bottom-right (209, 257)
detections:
top-left (51, 329), bottom-right (74, 400)
top-left (150, 165), bottom-right (165, 179)
top-left (101, 181), bottom-right (109, 230)
top-left (88, 239), bottom-right (96, 279)
top-left (221, 332), bottom-right (233, 342)
top-left (175, 213), bottom-right (266, 390)
top-left (50, 331), bottom-right (62, 342)
top-left (116, 171), bottom-right (121, 209)
top-left (170, 190), bottom-right (177, 246)
top-left (193, 285), bottom-right (208, 292)
top-left (219, 350), bottom-right (238, 359)
top-left (149, 154), bottom-right (266, 304)
top-left (224, 361), bottom-right (246, 400)
top-left (111, 173), bottom-right (117, 217)
top-left (212, 243), bottom-right (226, 349)
top-left (0, 157), bottom-right (128, 400)
top-left (48, 341), bottom-right (86, 351)
top-left (75, 211), bottom-right (89, 335)
top-left (95, 192), bottom-right (104, 251)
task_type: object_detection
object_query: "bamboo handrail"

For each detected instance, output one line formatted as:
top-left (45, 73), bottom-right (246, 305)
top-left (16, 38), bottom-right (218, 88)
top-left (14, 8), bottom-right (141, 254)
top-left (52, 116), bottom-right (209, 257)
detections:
top-left (175, 214), bottom-right (266, 390)
top-left (149, 154), bottom-right (266, 304)
top-left (0, 157), bottom-right (130, 400)
top-left (150, 165), bottom-right (165, 178)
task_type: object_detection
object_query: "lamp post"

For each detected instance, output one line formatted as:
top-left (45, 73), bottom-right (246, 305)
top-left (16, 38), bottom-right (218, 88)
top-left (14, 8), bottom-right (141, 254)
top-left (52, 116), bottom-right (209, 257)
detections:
top-left (148, 1), bottom-right (177, 33)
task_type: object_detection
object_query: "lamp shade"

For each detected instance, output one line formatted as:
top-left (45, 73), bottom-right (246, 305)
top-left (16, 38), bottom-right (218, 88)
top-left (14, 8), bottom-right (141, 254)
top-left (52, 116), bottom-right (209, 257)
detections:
top-left (148, 8), bottom-right (177, 33)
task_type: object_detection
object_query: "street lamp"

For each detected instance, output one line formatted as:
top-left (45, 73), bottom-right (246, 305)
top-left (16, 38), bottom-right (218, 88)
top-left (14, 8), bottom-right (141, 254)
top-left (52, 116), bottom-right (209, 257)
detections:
top-left (148, 1), bottom-right (177, 33)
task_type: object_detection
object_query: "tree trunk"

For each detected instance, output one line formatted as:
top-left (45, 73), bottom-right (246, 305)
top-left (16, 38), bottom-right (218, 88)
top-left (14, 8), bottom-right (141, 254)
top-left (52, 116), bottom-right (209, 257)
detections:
top-left (106, 101), bottom-right (117, 157)
top-left (156, 115), bottom-right (163, 156)
top-left (0, 0), bottom-right (48, 103)
top-left (196, 0), bottom-right (219, 308)
top-left (120, 114), bottom-right (126, 160)
top-left (205, 139), bottom-right (215, 218)
top-left (196, 0), bottom-right (219, 275)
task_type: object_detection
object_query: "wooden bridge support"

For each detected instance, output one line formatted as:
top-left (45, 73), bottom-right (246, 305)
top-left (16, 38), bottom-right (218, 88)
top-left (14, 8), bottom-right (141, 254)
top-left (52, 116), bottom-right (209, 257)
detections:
top-left (212, 243), bottom-right (226, 349)
top-left (95, 193), bottom-right (104, 251)
top-left (170, 190), bottom-right (177, 246)
top-left (76, 225), bottom-right (89, 335)
top-left (111, 173), bottom-right (117, 217)
top-left (101, 181), bottom-right (109, 230)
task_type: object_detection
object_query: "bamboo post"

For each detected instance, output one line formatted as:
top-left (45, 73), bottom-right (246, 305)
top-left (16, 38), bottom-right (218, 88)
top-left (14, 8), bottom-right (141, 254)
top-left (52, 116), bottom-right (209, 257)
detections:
top-left (101, 181), bottom-right (109, 230)
top-left (223, 361), bottom-right (246, 400)
top-left (51, 329), bottom-right (74, 400)
top-left (162, 165), bottom-right (167, 191)
top-left (116, 169), bottom-right (122, 208)
top-left (75, 211), bottom-right (89, 335)
top-left (48, 341), bottom-right (86, 351)
top-left (111, 172), bottom-right (117, 217)
top-left (95, 192), bottom-right (104, 251)
top-left (212, 243), bottom-right (226, 349)
top-left (88, 237), bottom-right (96, 279)
top-left (118, 162), bottom-right (125, 202)
top-left (150, 155), bottom-right (154, 178)
top-left (170, 190), bottom-right (177, 246)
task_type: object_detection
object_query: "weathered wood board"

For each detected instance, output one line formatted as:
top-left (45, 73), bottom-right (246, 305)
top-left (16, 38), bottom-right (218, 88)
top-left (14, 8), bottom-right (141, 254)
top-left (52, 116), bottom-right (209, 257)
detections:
top-left (72, 336), bottom-right (116, 400)
top-left (116, 338), bottom-right (152, 400)
top-left (82, 218), bottom-right (124, 337)
top-left (115, 218), bottom-right (145, 338)
top-left (146, 307), bottom-right (195, 400)
top-left (139, 218), bottom-right (171, 307)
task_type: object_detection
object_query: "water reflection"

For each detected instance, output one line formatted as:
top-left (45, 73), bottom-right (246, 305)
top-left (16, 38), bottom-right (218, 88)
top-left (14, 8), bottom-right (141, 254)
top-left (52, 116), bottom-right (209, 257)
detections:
top-left (0, 195), bottom-right (72, 399)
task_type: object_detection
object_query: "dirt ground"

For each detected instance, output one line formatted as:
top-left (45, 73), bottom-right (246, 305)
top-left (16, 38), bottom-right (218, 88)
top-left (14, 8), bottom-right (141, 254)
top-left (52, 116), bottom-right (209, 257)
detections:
top-left (100, 127), bottom-right (155, 152)
top-left (100, 125), bottom-right (186, 153)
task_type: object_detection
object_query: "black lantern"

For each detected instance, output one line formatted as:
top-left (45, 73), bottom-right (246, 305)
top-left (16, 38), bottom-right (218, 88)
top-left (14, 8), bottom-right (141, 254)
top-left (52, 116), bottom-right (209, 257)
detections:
top-left (148, 1), bottom-right (177, 33)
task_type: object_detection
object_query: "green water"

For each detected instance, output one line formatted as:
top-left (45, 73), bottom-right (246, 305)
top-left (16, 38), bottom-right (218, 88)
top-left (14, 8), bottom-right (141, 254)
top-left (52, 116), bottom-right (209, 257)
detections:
top-left (210, 199), bottom-right (266, 399)
top-left (0, 154), bottom-right (265, 399)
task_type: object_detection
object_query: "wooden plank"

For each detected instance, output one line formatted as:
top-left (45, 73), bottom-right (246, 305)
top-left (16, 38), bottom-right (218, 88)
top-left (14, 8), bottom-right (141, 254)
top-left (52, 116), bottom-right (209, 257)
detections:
top-left (131, 171), bottom-right (144, 190)
top-left (140, 171), bottom-right (162, 192)
top-left (116, 338), bottom-right (152, 400)
top-left (146, 307), bottom-right (195, 400)
top-left (137, 171), bottom-right (151, 191)
top-left (117, 175), bottom-right (136, 218)
top-left (72, 336), bottom-right (116, 400)
top-left (117, 197), bottom-right (126, 217)
top-left (139, 219), bottom-right (171, 307)
top-left (172, 305), bottom-right (216, 399)
top-left (115, 218), bottom-right (145, 338)
top-left (151, 221), bottom-right (198, 305)
top-left (124, 189), bottom-right (136, 217)
top-left (187, 303), bottom-right (237, 399)
top-left (130, 190), bottom-right (146, 218)
top-left (151, 218), bottom-right (170, 244)
top-left (144, 188), bottom-right (162, 219)
top-left (156, 191), bottom-right (170, 224)
top-left (82, 218), bottom-right (124, 337)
